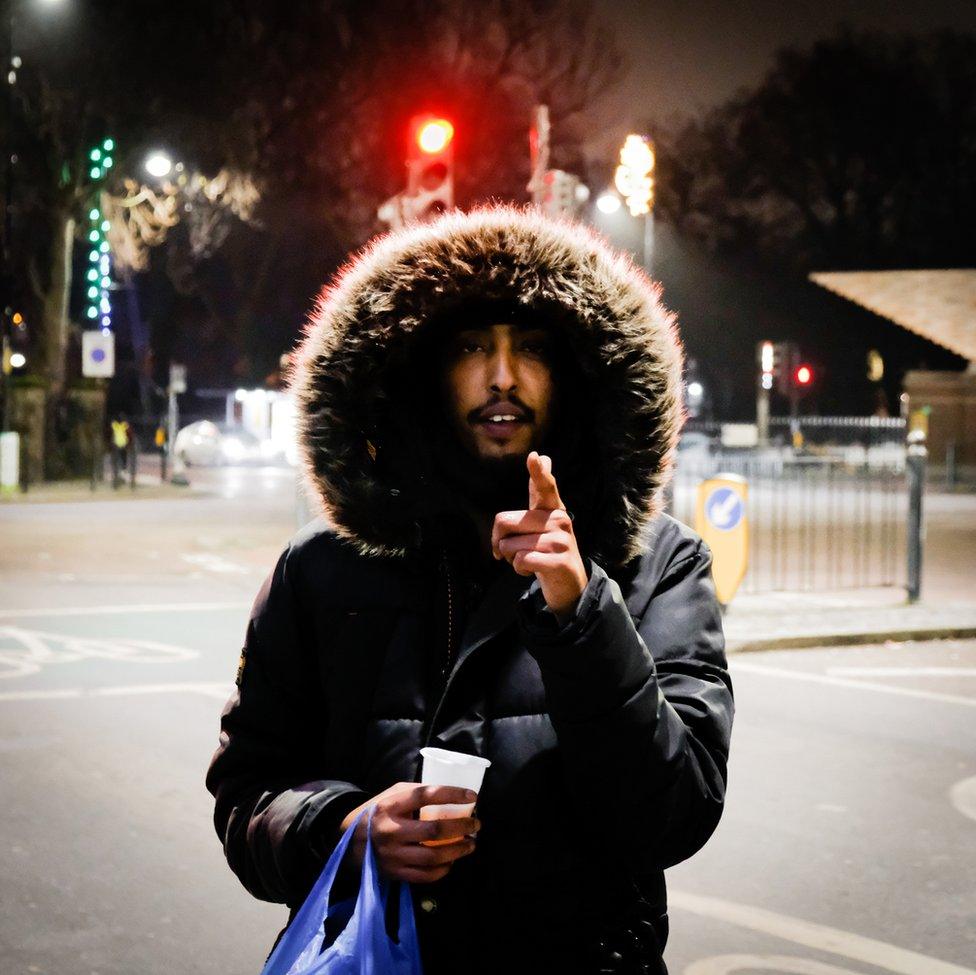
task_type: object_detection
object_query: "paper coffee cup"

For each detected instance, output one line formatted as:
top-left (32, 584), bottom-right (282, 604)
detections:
top-left (419, 747), bottom-right (491, 846)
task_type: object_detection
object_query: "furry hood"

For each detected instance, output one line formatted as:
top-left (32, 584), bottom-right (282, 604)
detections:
top-left (292, 205), bottom-right (685, 569)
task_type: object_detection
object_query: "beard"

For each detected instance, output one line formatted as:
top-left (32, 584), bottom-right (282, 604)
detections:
top-left (438, 442), bottom-right (530, 515)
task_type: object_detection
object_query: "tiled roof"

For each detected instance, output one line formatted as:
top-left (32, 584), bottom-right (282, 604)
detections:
top-left (809, 269), bottom-right (976, 364)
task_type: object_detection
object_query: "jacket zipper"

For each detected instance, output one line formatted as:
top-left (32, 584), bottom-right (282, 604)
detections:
top-left (442, 553), bottom-right (455, 687)
top-left (418, 548), bottom-right (456, 754)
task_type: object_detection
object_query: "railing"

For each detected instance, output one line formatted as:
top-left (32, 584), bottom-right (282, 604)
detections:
top-left (668, 447), bottom-right (907, 594)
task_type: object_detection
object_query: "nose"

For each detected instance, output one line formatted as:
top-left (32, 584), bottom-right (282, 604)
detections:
top-left (487, 344), bottom-right (517, 394)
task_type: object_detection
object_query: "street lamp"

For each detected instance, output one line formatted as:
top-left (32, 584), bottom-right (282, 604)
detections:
top-left (144, 151), bottom-right (173, 179)
top-left (613, 133), bottom-right (655, 276)
top-left (596, 191), bottom-right (622, 215)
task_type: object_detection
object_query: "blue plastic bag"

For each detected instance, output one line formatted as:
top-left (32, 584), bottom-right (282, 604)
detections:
top-left (260, 805), bottom-right (424, 975)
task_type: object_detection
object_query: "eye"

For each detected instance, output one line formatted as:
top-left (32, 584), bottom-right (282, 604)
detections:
top-left (456, 335), bottom-right (487, 354)
top-left (519, 340), bottom-right (549, 356)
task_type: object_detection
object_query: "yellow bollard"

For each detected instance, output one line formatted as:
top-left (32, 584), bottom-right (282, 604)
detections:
top-left (695, 475), bottom-right (749, 608)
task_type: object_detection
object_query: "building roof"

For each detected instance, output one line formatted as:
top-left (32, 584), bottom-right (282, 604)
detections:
top-left (809, 269), bottom-right (976, 364)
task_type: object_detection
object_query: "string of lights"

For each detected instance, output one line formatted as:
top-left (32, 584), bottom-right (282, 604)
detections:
top-left (85, 137), bottom-right (115, 333)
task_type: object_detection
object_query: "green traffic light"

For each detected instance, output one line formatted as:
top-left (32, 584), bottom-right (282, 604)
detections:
top-left (89, 250), bottom-right (99, 262)
top-left (90, 167), bottom-right (102, 179)
top-left (87, 269), bottom-right (98, 282)
top-left (103, 138), bottom-right (114, 151)
top-left (90, 148), bottom-right (102, 162)
top-left (87, 286), bottom-right (99, 299)
top-left (100, 220), bottom-right (110, 231)
top-left (89, 208), bottom-right (99, 220)
top-left (88, 230), bottom-right (99, 242)
top-left (103, 157), bottom-right (113, 168)
top-left (87, 307), bottom-right (98, 319)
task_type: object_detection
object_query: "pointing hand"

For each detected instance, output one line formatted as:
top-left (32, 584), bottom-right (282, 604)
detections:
top-left (492, 452), bottom-right (588, 622)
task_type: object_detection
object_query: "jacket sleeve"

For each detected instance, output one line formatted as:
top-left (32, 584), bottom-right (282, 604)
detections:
top-left (205, 545), bottom-right (370, 907)
top-left (515, 535), bottom-right (733, 874)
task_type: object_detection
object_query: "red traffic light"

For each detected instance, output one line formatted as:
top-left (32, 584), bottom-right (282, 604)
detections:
top-left (794, 364), bottom-right (813, 386)
top-left (416, 118), bottom-right (454, 154)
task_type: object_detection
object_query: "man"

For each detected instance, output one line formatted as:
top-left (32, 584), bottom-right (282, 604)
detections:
top-left (206, 207), bottom-right (734, 974)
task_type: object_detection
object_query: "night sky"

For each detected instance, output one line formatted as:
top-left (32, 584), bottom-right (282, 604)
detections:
top-left (596, 0), bottom-right (976, 129)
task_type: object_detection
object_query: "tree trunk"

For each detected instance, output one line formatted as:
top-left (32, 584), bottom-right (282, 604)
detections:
top-left (41, 210), bottom-right (75, 397)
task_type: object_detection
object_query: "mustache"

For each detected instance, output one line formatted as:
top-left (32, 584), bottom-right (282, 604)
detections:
top-left (467, 396), bottom-right (535, 424)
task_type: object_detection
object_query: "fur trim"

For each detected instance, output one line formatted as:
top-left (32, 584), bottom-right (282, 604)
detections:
top-left (292, 205), bottom-right (685, 568)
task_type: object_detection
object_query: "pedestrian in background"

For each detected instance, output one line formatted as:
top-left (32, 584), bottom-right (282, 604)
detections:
top-left (109, 414), bottom-right (131, 488)
top-left (207, 207), bottom-right (734, 974)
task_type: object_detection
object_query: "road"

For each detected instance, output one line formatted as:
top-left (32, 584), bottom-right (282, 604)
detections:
top-left (0, 466), bottom-right (973, 974)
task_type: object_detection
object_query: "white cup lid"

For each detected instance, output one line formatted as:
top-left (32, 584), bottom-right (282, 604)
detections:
top-left (420, 746), bottom-right (491, 769)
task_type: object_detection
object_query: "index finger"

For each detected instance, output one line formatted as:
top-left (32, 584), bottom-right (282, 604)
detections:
top-left (527, 452), bottom-right (564, 511)
top-left (389, 784), bottom-right (478, 814)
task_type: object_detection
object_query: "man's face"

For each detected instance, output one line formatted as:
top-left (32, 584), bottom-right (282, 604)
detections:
top-left (443, 322), bottom-right (555, 461)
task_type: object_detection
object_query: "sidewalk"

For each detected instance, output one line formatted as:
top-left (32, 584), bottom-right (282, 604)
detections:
top-left (724, 587), bottom-right (976, 652)
top-left (0, 474), bottom-right (205, 504)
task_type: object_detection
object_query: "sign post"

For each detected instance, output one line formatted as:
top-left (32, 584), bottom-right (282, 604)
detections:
top-left (695, 475), bottom-right (749, 608)
top-left (167, 363), bottom-right (189, 486)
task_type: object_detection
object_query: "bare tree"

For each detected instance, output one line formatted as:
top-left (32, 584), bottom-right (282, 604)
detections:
top-left (653, 28), bottom-right (976, 271)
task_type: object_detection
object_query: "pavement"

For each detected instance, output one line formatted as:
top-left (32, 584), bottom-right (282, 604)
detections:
top-left (724, 588), bottom-right (976, 653)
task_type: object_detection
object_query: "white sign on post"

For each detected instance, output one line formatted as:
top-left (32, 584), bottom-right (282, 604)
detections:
top-left (169, 363), bottom-right (187, 394)
top-left (0, 431), bottom-right (19, 491)
top-left (82, 331), bottom-right (115, 378)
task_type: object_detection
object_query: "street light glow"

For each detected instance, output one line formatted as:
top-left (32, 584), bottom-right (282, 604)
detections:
top-left (687, 381), bottom-right (704, 399)
top-left (10, 353), bottom-right (26, 369)
top-left (145, 151), bottom-right (173, 178)
top-left (614, 134), bottom-right (655, 217)
top-left (596, 192), bottom-right (622, 214)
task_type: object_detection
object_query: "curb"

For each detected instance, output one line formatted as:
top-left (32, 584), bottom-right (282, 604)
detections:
top-left (727, 625), bottom-right (976, 653)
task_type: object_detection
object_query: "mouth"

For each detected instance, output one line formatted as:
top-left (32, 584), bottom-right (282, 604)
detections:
top-left (472, 404), bottom-right (531, 441)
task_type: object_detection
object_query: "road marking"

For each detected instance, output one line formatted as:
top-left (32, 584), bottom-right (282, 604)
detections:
top-left (0, 601), bottom-right (249, 620)
top-left (670, 891), bottom-right (976, 975)
top-left (180, 553), bottom-right (252, 575)
top-left (731, 660), bottom-right (976, 708)
top-left (825, 667), bottom-right (976, 678)
top-left (949, 775), bottom-right (976, 823)
top-left (0, 681), bottom-right (232, 702)
top-left (0, 627), bottom-right (199, 679)
top-left (685, 955), bottom-right (862, 975)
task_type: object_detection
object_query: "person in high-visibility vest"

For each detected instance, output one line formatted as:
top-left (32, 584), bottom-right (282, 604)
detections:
top-left (110, 415), bottom-right (131, 487)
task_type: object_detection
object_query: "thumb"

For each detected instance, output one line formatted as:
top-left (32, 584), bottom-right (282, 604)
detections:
top-left (527, 452), bottom-right (564, 511)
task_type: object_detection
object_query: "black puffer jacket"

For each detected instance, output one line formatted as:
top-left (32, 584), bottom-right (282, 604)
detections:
top-left (206, 207), bottom-right (734, 974)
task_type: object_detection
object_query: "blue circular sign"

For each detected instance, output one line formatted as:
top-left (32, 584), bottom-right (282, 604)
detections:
top-left (705, 486), bottom-right (744, 532)
top-left (91, 348), bottom-right (106, 363)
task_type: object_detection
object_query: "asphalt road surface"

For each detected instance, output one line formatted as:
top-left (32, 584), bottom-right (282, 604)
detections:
top-left (1, 467), bottom-right (973, 974)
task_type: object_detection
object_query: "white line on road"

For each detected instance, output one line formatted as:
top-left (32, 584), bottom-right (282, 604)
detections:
top-left (0, 682), bottom-right (232, 702)
top-left (0, 601), bottom-right (250, 620)
top-left (825, 667), bottom-right (976, 678)
top-left (670, 890), bottom-right (976, 975)
top-left (684, 955), bottom-right (862, 975)
top-left (949, 775), bottom-right (976, 823)
top-left (731, 660), bottom-right (976, 708)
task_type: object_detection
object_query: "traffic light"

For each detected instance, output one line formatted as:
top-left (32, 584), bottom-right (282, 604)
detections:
top-left (404, 115), bottom-right (454, 222)
top-left (792, 362), bottom-right (815, 396)
top-left (772, 342), bottom-right (795, 396)
top-left (540, 169), bottom-right (584, 217)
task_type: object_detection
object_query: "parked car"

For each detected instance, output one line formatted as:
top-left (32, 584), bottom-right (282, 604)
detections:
top-left (174, 421), bottom-right (279, 466)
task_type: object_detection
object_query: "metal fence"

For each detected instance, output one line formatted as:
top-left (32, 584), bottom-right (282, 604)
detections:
top-left (669, 420), bottom-right (910, 594)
